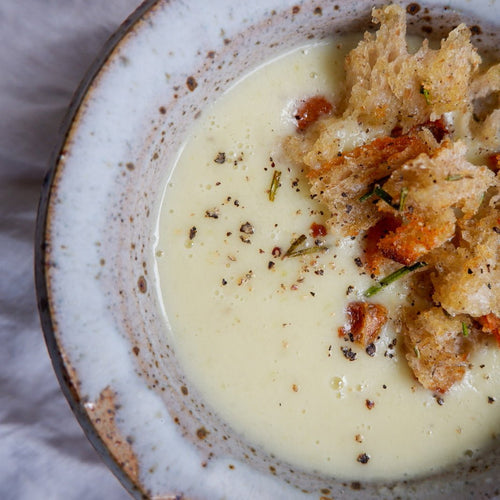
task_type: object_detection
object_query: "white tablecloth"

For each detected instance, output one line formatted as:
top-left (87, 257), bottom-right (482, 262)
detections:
top-left (0, 2), bottom-right (144, 498)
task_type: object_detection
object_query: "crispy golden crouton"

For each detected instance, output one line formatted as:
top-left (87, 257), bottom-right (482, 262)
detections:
top-left (431, 207), bottom-right (500, 318)
top-left (307, 131), bottom-right (436, 235)
top-left (380, 140), bottom-right (496, 219)
top-left (376, 140), bottom-right (496, 263)
top-left (377, 212), bottom-right (456, 266)
top-left (344, 5), bottom-right (480, 132)
top-left (403, 307), bottom-right (472, 393)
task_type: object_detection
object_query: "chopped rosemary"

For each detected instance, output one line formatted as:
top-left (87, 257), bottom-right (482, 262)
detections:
top-left (420, 84), bottom-right (431, 105)
top-left (462, 321), bottom-right (469, 337)
top-left (359, 188), bottom-right (375, 202)
top-left (445, 174), bottom-right (463, 181)
top-left (374, 185), bottom-right (395, 207)
top-left (283, 234), bottom-right (307, 257)
top-left (414, 346), bottom-right (421, 358)
top-left (359, 183), bottom-right (397, 208)
top-left (269, 170), bottom-right (282, 201)
top-left (283, 234), bottom-right (328, 258)
top-left (399, 186), bottom-right (408, 212)
top-left (287, 245), bottom-right (328, 258)
top-left (363, 261), bottom-right (427, 297)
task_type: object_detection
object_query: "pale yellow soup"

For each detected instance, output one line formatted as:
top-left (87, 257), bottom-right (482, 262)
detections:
top-left (155, 39), bottom-right (500, 480)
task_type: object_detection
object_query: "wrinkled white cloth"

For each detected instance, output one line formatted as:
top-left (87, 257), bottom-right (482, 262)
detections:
top-left (0, 2), bottom-right (144, 498)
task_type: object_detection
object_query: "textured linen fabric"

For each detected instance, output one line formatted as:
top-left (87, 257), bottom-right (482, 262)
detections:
top-left (0, 2), bottom-right (144, 499)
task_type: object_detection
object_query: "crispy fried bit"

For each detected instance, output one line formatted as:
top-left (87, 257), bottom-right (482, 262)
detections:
top-left (339, 302), bottom-right (388, 348)
top-left (295, 96), bottom-right (333, 131)
top-left (489, 153), bottom-right (500, 171)
top-left (378, 212), bottom-right (455, 265)
top-left (403, 308), bottom-right (472, 393)
top-left (476, 314), bottom-right (500, 346)
top-left (364, 216), bottom-right (401, 274)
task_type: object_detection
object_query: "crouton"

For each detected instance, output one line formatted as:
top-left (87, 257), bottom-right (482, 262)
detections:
top-left (403, 307), bottom-right (473, 393)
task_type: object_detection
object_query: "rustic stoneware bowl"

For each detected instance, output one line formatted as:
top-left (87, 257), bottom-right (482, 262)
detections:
top-left (36, 0), bottom-right (499, 498)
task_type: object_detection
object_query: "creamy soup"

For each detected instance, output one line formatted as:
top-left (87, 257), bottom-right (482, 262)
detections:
top-left (155, 39), bottom-right (500, 480)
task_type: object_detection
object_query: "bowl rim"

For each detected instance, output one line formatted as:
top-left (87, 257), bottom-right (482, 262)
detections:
top-left (34, 1), bottom-right (159, 497)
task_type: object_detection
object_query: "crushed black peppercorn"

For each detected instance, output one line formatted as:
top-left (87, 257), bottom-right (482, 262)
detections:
top-left (205, 208), bottom-right (220, 219)
top-left (240, 222), bottom-right (254, 234)
top-left (214, 152), bottom-right (226, 164)
top-left (357, 453), bottom-right (370, 464)
top-left (434, 395), bottom-right (445, 406)
top-left (366, 343), bottom-right (376, 357)
top-left (341, 346), bottom-right (357, 361)
top-left (189, 226), bottom-right (197, 239)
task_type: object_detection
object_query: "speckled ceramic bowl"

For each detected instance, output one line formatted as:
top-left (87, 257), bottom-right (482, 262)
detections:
top-left (36, 0), bottom-right (500, 498)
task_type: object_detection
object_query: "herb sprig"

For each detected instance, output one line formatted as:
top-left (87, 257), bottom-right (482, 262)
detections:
top-left (363, 261), bottom-right (427, 297)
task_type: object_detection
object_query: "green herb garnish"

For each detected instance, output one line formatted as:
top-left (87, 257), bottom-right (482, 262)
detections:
top-left (399, 186), bottom-right (408, 212)
top-left (283, 234), bottom-right (328, 258)
top-left (420, 84), bottom-right (431, 105)
top-left (462, 321), bottom-right (469, 337)
top-left (374, 185), bottom-right (395, 208)
top-left (269, 170), bottom-right (282, 201)
top-left (359, 183), bottom-right (397, 209)
top-left (287, 246), bottom-right (328, 258)
top-left (445, 174), bottom-right (463, 181)
top-left (283, 234), bottom-right (307, 257)
top-left (414, 346), bottom-right (421, 358)
top-left (359, 187), bottom-right (376, 202)
top-left (363, 261), bottom-right (427, 297)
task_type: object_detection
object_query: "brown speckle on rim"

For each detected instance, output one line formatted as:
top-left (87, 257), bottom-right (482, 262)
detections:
top-left (351, 481), bottom-right (362, 490)
top-left (180, 385), bottom-right (189, 396)
top-left (406, 3), bottom-right (421, 15)
top-left (196, 427), bottom-right (209, 440)
top-left (292, 5), bottom-right (300, 14)
top-left (421, 25), bottom-right (433, 34)
top-left (126, 162), bottom-right (135, 171)
top-left (470, 25), bottom-right (482, 35)
top-left (314, 6), bottom-right (322, 15)
top-left (85, 387), bottom-right (139, 483)
top-left (207, 50), bottom-right (216, 59)
top-left (138, 275), bottom-right (147, 293)
top-left (159, 106), bottom-right (166, 114)
top-left (132, 346), bottom-right (140, 356)
top-left (186, 76), bottom-right (198, 91)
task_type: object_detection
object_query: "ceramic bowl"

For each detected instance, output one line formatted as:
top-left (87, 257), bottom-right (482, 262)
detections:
top-left (35, 0), bottom-right (500, 498)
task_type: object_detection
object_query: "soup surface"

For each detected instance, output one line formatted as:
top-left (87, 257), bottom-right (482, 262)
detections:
top-left (155, 37), bottom-right (499, 480)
